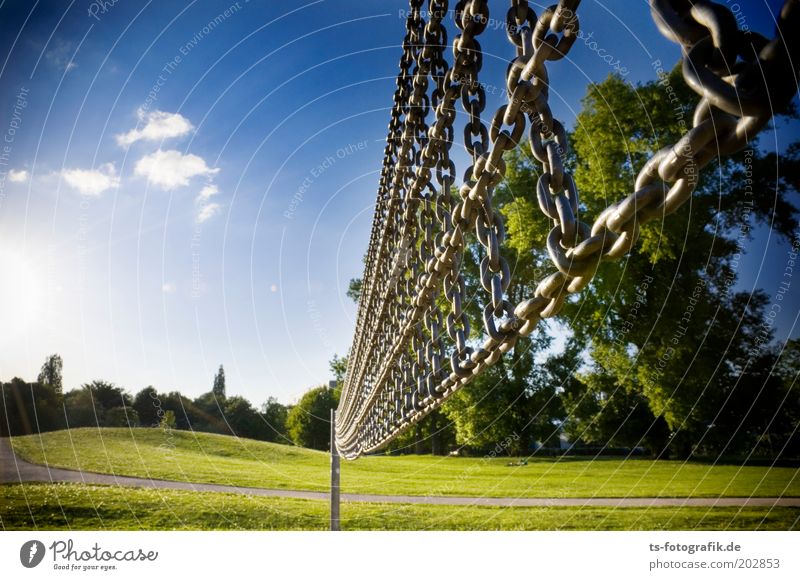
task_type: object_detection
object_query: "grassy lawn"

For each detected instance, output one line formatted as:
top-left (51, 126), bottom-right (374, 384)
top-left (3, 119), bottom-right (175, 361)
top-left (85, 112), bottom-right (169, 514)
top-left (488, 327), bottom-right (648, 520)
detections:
top-left (9, 428), bottom-right (800, 498)
top-left (2, 483), bottom-right (797, 531)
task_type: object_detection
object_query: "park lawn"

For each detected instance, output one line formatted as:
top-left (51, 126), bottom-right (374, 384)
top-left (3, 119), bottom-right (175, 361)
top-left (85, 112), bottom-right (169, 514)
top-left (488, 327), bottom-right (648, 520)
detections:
top-left (1, 483), bottom-right (797, 531)
top-left (10, 428), bottom-right (800, 498)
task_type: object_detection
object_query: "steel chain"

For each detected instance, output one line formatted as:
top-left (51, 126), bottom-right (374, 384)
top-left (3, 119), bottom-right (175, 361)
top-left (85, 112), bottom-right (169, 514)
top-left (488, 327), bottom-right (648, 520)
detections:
top-left (336, 0), bottom-right (799, 458)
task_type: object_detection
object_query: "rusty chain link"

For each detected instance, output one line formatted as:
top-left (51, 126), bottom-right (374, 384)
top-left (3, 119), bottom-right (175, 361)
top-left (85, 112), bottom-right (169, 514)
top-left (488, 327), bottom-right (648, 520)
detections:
top-left (336, 0), bottom-right (800, 459)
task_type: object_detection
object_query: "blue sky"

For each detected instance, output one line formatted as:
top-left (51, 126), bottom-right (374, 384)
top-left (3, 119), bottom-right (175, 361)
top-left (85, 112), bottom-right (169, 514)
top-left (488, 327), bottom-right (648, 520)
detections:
top-left (0, 0), bottom-right (796, 406)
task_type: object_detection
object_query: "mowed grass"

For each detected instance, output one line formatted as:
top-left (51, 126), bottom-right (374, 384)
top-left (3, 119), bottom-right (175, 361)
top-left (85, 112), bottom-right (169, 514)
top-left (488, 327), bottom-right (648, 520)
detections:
top-left (2, 483), bottom-right (797, 531)
top-left (10, 428), bottom-right (800, 498)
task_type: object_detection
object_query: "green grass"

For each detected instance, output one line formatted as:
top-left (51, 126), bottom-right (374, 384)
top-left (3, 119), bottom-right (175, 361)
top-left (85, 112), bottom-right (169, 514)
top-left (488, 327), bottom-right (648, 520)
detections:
top-left (10, 428), bottom-right (800, 498)
top-left (2, 483), bottom-right (797, 531)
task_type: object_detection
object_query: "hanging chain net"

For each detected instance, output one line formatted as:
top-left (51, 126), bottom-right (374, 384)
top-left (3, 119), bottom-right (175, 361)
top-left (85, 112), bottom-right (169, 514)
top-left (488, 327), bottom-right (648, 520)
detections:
top-left (335, 0), bottom-right (800, 459)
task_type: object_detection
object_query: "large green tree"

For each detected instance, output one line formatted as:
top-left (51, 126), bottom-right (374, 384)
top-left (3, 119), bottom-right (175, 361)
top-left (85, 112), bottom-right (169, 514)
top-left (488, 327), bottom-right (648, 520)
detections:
top-left (260, 396), bottom-right (290, 442)
top-left (286, 385), bottom-right (338, 450)
top-left (0, 377), bottom-right (64, 436)
top-left (501, 68), bottom-right (798, 457)
top-left (212, 365), bottom-right (226, 399)
top-left (37, 354), bottom-right (63, 395)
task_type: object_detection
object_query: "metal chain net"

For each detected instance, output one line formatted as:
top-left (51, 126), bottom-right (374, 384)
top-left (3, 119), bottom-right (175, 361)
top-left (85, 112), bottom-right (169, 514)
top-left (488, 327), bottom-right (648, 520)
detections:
top-left (336, 0), bottom-right (800, 459)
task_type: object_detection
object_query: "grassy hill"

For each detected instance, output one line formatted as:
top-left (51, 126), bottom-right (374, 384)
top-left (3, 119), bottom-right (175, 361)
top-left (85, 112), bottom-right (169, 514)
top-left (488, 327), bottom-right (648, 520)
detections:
top-left (9, 428), bottom-right (800, 498)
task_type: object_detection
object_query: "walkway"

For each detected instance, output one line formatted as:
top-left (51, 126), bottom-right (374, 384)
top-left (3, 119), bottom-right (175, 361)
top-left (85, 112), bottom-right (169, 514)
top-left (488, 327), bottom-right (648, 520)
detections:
top-left (2, 439), bottom-right (797, 507)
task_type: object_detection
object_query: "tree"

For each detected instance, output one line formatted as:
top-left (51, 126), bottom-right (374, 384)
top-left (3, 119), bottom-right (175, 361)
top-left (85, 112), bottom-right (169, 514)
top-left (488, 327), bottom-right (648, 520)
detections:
top-left (499, 68), bottom-right (799, 457)
top-left (261, 396), bottom-right (289, 442)
top-left (37, 354), bottom-right (64, 395)
top-left (64, 387), bottom-right (100, 427)
top-left (346, 278), bottom-right (362, 303)
top-left (0, 377), bottom-right (64, 435)
top-left (83, 380), bottom-right (131, 411)
top-left (212, 365), bottom-right (226, 399)
top-left (286, 385), bottom-right (339, 450)
top-left (105, 406), bottom-right (138, 428)
top-left (159, 390), bottom-right (205, 431)
top-left (133, 386), bottom-right (161, 427)
top-left (220, 396), bottom-right (262, 439)
top-left (64, 381), bottom-right (133, 428)
top-left (160, 409), bottom-right (177, 430)
top-left (329, 354), bottom-right (348, 385)
top-left (443, 335), bottom-right (563, 455)
top-left (192, 391), bottom-right (227, 433)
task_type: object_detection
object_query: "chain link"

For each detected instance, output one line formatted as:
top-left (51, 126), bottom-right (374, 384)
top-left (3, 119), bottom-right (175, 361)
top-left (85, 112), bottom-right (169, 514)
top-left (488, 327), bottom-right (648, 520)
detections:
top-left (336, 0), bottom-right (800, 459)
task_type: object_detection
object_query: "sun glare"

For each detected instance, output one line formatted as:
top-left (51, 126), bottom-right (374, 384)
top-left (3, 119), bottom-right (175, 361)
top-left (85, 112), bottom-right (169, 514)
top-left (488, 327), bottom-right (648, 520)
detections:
top-left (0, 248), bottom-right (44, 341)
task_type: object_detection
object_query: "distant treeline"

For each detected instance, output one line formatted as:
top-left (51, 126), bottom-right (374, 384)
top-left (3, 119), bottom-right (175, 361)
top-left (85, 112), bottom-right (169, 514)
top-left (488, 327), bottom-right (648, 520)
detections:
top-left (0, 356), bottom-right (335, 450)
top-left (3, 341), bottom-right (799, 460)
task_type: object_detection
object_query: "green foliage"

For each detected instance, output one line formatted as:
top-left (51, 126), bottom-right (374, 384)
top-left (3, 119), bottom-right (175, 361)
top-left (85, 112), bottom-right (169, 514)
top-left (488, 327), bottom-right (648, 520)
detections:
top-left (104, 406), bottom-right (138, 428)
top-left (286, 386), bottom-right (339, 450)
top-left (222, 395), bottom-right (264, 439)
top-left (192, 390), bottom-right (228, 433)
top-left (63, 388), bottom-right (98, 428)
top-left (62, 381), bottom-right (132, 429)
top-left (212, 364), bottom-right (226, 399)
top-left (82, 380), bottom-right (131, 411)
top-left (329, 353), bottom-right (348, 384)
top-left (346, 278), bottom-right (362, 303)
top-left (496, 68), bottom-right (800, 458)
top-left (0, 377), bottom-right (64, 436)
top-left (260, 396), bottom-right (290, 442)
top-left (383, 409), bottom-right (455, 455)
top-left (37, 354), bottom-right (63, 395)
top-left (442, 336), bottom-right (562, 454)
top-left (159, 410), bottom-right (177, 430)
top-left (132, 386), bottom-right (160, 427)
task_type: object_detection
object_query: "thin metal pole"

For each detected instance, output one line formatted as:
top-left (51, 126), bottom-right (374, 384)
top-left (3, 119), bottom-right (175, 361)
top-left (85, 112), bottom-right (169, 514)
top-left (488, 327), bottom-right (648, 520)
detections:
top-left (330, 408), bottom-right (340, 531)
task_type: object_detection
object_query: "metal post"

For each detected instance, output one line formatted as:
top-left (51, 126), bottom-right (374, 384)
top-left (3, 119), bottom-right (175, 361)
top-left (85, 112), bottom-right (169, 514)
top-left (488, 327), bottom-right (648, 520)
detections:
top-left (330, 408), bottom-right (340, 531)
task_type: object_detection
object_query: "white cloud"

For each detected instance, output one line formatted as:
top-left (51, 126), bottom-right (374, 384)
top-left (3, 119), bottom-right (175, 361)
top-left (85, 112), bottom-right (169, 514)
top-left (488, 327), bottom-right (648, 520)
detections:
top-left (116, 109), bottom-right (194, 147)
top-left (8, 169), bottom-right (29, 183)
top-left (194, 184), bottom-right (221, 223)
top-left (196, 202), bottom-right (220, 223)
top-left (46, 40), bottom-right (78, 72)
top-left (135, 149), bottom-right (219, 190)
top-left (62, 163), bottom-right (120, 196)
top-left (162, 282), bottom-right (176, 293)
top-left (270, 284), bottom-right (278, 293)
top-left (197, 183), bottom-right (219, 201)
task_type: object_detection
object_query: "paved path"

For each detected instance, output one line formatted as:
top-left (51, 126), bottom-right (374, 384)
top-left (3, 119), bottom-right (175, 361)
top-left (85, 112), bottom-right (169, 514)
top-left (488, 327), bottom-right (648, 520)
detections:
top-left (2, 439), bottom-right (798, 507)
